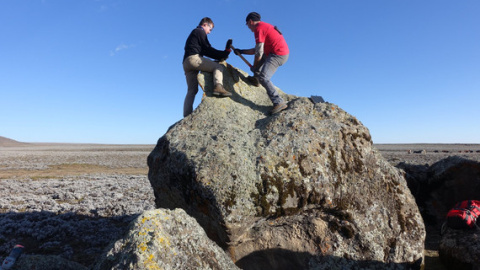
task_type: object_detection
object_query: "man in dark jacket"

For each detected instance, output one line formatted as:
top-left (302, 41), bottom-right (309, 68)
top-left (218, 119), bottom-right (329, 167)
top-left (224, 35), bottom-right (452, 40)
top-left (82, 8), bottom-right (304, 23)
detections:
top-left (183, 17), bottom-right (231, 117)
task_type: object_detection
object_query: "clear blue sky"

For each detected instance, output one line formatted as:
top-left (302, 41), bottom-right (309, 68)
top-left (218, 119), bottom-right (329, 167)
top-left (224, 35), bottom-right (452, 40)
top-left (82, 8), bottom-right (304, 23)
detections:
top-left (1, 0), bottom-right (479, 144)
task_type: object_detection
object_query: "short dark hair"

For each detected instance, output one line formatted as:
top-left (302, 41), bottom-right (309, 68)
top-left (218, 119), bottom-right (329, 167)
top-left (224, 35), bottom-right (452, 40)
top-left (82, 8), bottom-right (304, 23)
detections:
top-left (199, 17), bottom-right (214, 27)
top-left (246, 12), bottom-right (261, 22)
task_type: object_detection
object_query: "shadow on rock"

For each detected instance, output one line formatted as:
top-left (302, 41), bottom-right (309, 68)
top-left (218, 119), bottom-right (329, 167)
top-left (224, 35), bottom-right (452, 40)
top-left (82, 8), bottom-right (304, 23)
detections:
top-left (200, 63), bottom-right (280, 115)
top-left (236, 248), bottom-right (423, 270)
top-left (147, 137), bottom-right (230, 249)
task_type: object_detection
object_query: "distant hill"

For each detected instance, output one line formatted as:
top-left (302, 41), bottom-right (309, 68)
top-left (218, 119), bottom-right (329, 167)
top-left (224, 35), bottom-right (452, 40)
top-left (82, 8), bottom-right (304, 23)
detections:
top-left (0, 136), bottom-right (29, 147)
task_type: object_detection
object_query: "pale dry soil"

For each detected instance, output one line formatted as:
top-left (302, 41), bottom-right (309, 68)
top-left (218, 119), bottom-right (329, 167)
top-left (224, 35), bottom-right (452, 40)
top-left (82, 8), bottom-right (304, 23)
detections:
top-left (1, 143), bottom-right (479, 269)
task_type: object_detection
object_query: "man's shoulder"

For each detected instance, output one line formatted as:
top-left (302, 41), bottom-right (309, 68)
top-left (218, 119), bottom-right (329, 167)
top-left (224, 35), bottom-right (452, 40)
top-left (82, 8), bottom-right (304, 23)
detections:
top-left (257, 21), bottom-right (273, 29)
top-left (255, 22), bottom-right (270, 36)
top-left (191, 27), bottom-right (205, 36)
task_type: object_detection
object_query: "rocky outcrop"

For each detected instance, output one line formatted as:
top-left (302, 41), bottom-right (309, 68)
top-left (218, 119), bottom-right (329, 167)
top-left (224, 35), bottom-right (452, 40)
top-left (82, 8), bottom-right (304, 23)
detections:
top-left (399, 156), bottom-right (480, 225)
top-left (147, 63), bottom-right (425, 269)
top-left (93, 209), bottom-right (239, 270)
top-left (427, 157), bottom-right (480, 223)
top-left (396, 155), bottom-right (480, 269)
top-left (432, 158), bottom-right (480, 269)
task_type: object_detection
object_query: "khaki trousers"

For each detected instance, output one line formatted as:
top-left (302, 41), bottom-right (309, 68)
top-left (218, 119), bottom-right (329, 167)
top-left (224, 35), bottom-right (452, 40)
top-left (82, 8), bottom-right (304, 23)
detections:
top-left (183, 55), bottom-right (225, 117)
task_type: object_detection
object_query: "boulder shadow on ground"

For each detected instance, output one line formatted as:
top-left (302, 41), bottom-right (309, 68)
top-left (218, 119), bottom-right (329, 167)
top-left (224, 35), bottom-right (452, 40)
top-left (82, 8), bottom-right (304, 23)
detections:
top-left (0, 211), bottom-right (139, 268)
top-left (236, 248), bottom-right (423, 270)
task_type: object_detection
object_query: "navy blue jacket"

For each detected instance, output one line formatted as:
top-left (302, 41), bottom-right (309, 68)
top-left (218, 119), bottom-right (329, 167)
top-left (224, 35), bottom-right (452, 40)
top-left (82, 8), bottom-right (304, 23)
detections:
top-left (183, 26), bottom-right (228, 62)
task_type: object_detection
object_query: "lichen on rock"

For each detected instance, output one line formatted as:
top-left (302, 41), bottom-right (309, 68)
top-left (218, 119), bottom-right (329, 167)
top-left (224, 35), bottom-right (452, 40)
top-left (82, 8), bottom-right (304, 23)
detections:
top-left (93, 209), bottom-right (239, 270)
top-left (147, 63), bottom-right (425, 269)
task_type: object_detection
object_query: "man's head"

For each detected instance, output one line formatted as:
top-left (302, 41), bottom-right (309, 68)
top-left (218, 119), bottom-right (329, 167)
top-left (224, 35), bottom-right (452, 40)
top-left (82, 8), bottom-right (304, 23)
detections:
top-left (245, 12), bottom-right (261, 22)
top-left (245, 12), bottom-right (261, 32)
top-left (199, 17), bottom-right (214, 34)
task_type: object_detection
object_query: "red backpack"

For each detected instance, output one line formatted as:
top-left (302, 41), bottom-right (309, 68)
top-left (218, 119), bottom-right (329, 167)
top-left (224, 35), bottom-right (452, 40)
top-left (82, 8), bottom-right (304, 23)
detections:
top-left (446, 200), bottom-right (480, 229)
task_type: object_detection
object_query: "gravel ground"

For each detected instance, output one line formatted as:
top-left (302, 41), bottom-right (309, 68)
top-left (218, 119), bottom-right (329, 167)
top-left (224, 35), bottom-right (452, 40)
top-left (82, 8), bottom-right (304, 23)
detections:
top-left (1, 143), bottom-right (479, 268)
top-left (0, 144), bottom-right (156, 267)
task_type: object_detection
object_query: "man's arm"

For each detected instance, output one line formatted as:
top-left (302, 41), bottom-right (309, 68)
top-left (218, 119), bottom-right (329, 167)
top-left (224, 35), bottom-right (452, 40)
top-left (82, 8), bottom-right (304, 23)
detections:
top-left (194, 29), bottom-right (229, 60)
top-left (236, 43), bottom-right (264, 67)
top-left (238, 48), bottom-right (255, 55)
top-left (253, 42), bottom-right (264, 68)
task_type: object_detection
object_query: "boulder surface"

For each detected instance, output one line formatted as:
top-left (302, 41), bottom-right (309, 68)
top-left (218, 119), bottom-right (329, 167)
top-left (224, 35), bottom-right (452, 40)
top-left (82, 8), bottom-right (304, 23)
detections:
top-left (147, 64), bottom-right (425, 269)
top-left (439, 227), bottom-right (480, 270)
top-left (93, 209), bottom-right (239, 270)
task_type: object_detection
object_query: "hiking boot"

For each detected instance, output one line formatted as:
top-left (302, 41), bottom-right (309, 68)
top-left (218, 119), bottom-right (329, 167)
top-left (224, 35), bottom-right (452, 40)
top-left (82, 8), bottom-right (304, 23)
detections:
top-left (271, 102), bottom-right (287, 114)
top-left (213, 84), bottom-right (232, 97)
top-left (247, 76), bottom-right (260, 86)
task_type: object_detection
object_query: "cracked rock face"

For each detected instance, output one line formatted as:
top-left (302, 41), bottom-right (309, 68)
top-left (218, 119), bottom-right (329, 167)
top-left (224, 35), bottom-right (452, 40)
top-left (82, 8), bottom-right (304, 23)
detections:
top-left (147, 64), bottom-right (425, 269)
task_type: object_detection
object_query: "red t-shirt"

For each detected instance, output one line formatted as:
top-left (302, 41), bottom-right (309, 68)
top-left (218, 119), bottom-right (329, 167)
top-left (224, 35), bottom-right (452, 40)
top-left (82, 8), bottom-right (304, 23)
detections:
top-left (255, 21), bottom-right (289, 56)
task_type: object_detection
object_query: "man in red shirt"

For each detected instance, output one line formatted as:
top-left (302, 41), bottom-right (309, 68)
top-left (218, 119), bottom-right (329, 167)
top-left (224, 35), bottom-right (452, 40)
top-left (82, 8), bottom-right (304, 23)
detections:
top-left (235, 12), bottom-right (290, 114)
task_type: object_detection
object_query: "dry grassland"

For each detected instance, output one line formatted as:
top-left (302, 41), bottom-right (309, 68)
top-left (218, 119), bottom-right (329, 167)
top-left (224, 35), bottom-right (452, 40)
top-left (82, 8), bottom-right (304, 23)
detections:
top-left (0, 163), bottom-right (147, 180)
top-left (0, 144), bottom-right (154, 179)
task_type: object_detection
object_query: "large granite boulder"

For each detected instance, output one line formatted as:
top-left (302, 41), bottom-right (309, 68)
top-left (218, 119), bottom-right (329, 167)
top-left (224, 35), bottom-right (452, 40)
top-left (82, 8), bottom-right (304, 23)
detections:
top-left (93, 209), bottom-right (239, 270)
top-left (147, 63), bottom-right (425, 269)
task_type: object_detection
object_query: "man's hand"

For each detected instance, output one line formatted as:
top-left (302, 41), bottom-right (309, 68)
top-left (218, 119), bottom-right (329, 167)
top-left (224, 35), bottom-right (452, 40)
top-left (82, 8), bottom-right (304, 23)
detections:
top-left (225, 39), bottom-right (233, 50)
top-left (217, 49), bottom-right (231, 62)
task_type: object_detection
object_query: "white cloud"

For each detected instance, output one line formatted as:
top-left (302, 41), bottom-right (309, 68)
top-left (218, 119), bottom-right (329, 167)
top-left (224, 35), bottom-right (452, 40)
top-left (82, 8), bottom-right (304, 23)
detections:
top-left (96, 1), bottom-right (120, 13)
top-left (99, 5), bottom-right (109, 12)
top-left (110, 43), bottom-right (135, 56)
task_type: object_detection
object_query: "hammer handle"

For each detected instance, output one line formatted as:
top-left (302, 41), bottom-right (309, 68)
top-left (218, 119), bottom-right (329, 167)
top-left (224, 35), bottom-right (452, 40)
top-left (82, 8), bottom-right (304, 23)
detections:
top-left (230, 45), bottom-right (253, 68)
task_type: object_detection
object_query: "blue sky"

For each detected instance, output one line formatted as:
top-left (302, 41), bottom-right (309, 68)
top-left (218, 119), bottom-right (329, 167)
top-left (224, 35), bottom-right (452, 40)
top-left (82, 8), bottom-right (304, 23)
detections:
top-left (1, 0), bottom-right (479, 144)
